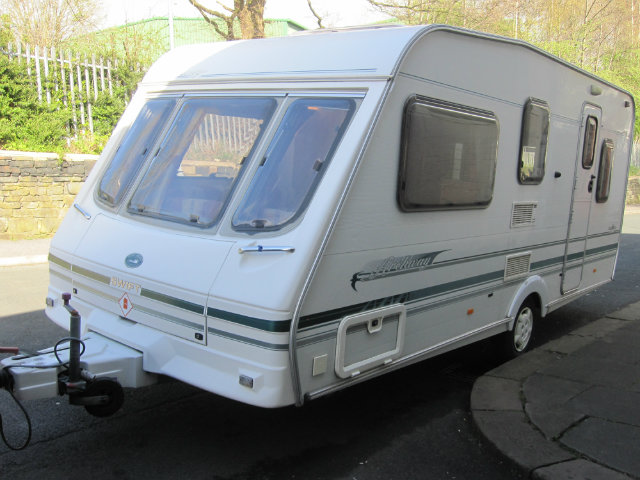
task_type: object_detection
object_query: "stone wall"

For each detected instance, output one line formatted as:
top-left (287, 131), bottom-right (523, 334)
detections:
top-left (626, 177), bottom-right (640, 205)
top-left (0, 151), bottom-right (98, 240)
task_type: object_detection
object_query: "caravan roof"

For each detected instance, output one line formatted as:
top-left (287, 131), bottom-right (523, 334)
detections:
top-left (143, 25), bottom-right (423, 83)
top-left (142, 24), bottom-right (633, 105)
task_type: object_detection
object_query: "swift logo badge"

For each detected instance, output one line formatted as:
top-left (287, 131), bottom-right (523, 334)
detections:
top-left (110, 276), bottom-right (142, 295)
top-left (351, 250), bottom-right (448, 291)
top-left (125, 253), bottom-right (144, 269)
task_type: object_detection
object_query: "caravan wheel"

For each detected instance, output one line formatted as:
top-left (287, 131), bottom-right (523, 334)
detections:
top-left (500, 298), bottom-right (537, 359)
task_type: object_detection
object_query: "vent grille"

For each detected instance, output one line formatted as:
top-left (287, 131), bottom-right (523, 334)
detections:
top-left (505, 253), bottom-right (531, 280)
top-left (511, 202), bottom-right (537, 228)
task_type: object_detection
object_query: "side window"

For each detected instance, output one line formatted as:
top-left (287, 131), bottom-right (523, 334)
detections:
top-left (397, 96), bottom-right (498, 211)
top-left (596, 139), bottom-right (614, 203)
top-left (519, 98), bottom-right (549, 184)
top-left (582, 116), bottom-right (598, 169)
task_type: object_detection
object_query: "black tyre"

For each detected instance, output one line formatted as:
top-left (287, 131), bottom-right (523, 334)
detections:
top-left (499, 297), bottom-right (538, 359)
top-left (83, 378), bottom-right (125, 418)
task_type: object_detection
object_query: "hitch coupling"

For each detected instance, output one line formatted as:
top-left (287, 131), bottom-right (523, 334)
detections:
top-left (1, 293), bottom-right (127, 417)
top-left (58, 293), bottom-right (125, 417)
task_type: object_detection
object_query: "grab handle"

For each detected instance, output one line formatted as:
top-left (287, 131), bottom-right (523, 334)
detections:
top-left (238, 245), bottom-right (295, 254)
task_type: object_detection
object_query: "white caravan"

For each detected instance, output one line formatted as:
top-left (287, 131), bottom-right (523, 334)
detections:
top-left (2, 25), bottom-right (635, 415)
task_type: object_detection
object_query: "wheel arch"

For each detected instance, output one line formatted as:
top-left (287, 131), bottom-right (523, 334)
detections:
top-left (506, 275), bottom-right (549, 329)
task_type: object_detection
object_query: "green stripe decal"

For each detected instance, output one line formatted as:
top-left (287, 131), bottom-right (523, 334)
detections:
top-left (585, 243), bottom-right (618, 257)
top-left (53, 257), bottom-right (206, 315)
top-left (299, 268), bottom-right (505, 330)
top-left (531, 243), bottom-right (618, 271)
top-left (138, 301), bottom-right (205, 330)
top-left (407, 270), bottom-right (504, 302)
top-left (73, 265), bottom-right (111, 285)
top-left (46, 239), bottom-right (619, 335)
top-left (207, 307), bottom-right (291, 332)
top-left (48, 253), bottom-right (71, 270)
top-left (299, 242), bottom-right (619, 331)
top-left (141, 289), bottom-right (204, 315)
top-left (208, 327), bottom-right (288, 350)
top-left (531, 255), bottom-right (564, 271)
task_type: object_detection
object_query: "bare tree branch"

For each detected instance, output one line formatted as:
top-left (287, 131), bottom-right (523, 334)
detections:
top-left (306, 0), bottom-right (325, 28)
top-left (187, 0), bottom-right (235, 40)
top-left (186, 0), bottom-right (265, 40)
top-left (3, 0), bottom-right (100, 46)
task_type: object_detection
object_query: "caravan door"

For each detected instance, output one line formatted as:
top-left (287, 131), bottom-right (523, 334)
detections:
top-left (562, 103), bottom-right (601, 293)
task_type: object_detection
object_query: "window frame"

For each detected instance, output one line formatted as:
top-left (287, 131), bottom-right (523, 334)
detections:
top-left (231, 97), bottom-right (357, 233)
top-left (126, 96), bottom-right (278, 229)
top-left (596, 139), bottom-right (614, 203)
top-left (96, 97), bottom-right (179, 209)
top-left (518, 98), bottom-right (549, 185)
top-left (397, 95), bottom-right (499, 212)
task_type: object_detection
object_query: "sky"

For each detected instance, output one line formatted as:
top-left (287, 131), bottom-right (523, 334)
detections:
top-left (100, 0), bottom-right (392, 30)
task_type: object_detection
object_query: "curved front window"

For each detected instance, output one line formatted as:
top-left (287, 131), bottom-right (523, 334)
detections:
top-left (128, 97), bottom-right (276, 228)
top-left (232, 98), bottom-right (355, 232)
top-left (97, 98), bottom-right (177, 207)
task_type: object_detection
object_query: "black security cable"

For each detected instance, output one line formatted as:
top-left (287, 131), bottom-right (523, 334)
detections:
top-left (0, 337), bottom-right (86, 450)
top-left (0, 368), bottom-right (32, 451)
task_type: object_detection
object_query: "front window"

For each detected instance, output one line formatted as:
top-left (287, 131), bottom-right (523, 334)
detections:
top-left (232, 98), bottom-right (356, 232)
top-left (128, 97), bottom-right (276, 227)
top-left (97, 98), bottom-right (177, 207)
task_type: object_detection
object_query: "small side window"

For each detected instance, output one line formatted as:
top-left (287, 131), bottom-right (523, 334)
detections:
top-left (596, 139), bottom-right (614, 203)
top-left (518, 98), bottom-right (549, 184)
top-left (397, 96), bottom-right (498, 211)
top-left (582, 116), bottom-right (598, 169)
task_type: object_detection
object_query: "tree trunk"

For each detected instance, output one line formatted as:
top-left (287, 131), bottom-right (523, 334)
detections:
top-left (237, 0), bottom-right (265, 39)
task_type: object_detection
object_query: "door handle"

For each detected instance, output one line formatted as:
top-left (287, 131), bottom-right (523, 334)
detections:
top-left (588, 175), bottom-right (596, 192)
top-left (238, 245), bottom-right (295, 254)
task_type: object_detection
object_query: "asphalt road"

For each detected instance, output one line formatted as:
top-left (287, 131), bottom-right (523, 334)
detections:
top-left (1, 215), bottom-right (639, 479)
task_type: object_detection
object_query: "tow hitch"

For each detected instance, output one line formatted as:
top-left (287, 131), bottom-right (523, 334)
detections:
top-left (1, 293), bottom-right (154, 449)
top-left (57, 293), bottom-right (125, 417)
